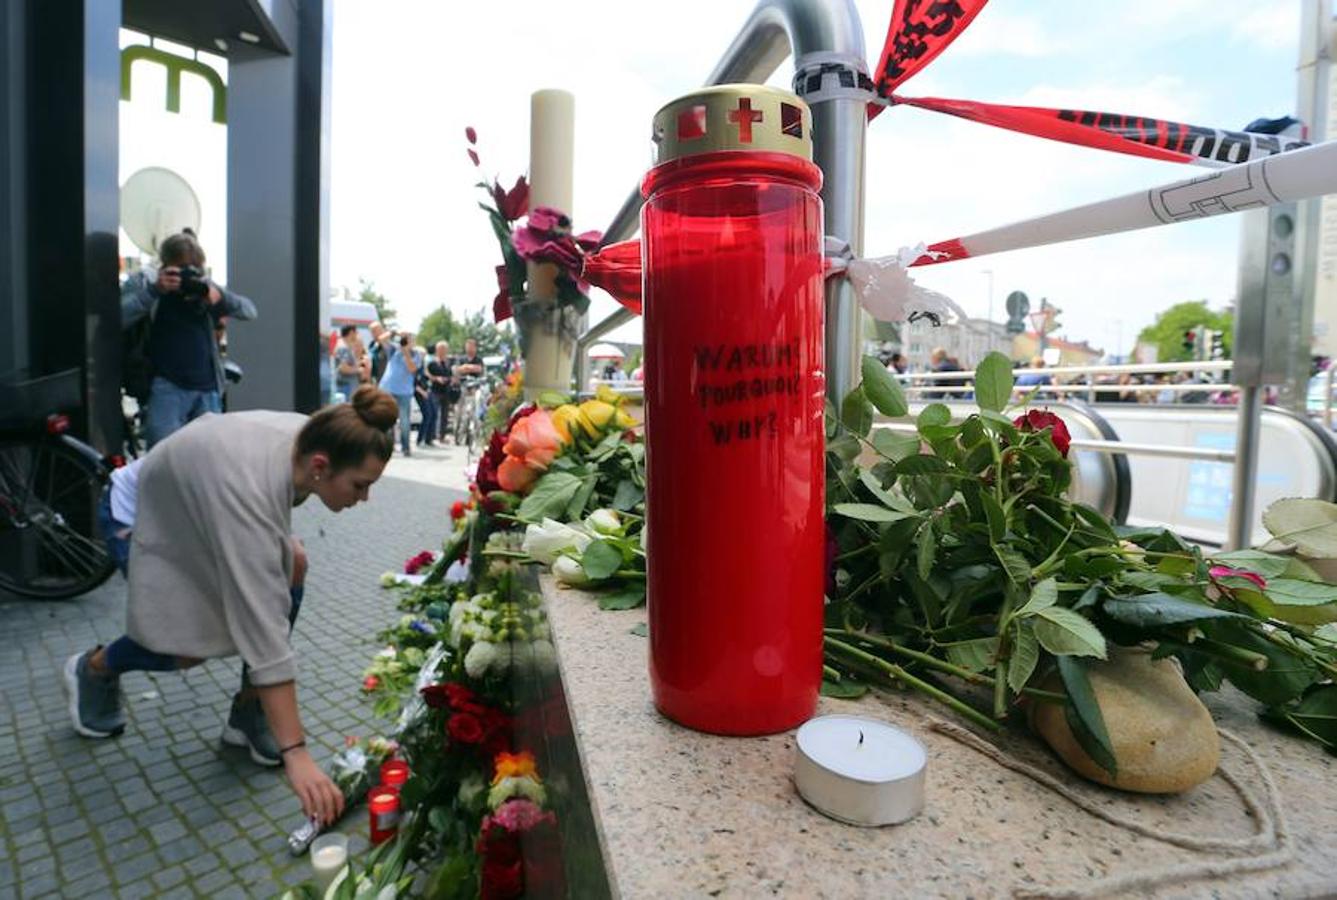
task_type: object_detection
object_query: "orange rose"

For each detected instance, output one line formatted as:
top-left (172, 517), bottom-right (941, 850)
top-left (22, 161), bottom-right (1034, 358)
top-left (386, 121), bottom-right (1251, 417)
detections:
top-left (498, 456), bottom-right (538, 493)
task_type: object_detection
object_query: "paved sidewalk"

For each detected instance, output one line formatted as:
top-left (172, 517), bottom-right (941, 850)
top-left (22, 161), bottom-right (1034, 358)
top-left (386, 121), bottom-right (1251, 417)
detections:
top-left (0, 468), bottom-right (464, 900)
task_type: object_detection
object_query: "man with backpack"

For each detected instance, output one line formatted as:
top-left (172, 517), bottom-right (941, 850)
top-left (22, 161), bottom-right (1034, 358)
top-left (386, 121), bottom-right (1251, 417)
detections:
top-left (121, 230), bottom-right (257, 448)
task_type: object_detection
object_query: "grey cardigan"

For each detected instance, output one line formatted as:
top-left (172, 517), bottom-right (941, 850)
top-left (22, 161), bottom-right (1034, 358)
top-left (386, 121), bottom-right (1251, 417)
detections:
top-left (120, 268), bottom-right (258, 396)
top-left (126, 411), bottom-right (307, 685)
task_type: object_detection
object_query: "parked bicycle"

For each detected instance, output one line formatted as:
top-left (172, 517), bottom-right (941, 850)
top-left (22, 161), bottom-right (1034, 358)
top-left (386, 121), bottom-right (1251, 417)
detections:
top-left (452, 376), bottom-right (489, 457)
top-left (0, 370), bottom-right (117, 599)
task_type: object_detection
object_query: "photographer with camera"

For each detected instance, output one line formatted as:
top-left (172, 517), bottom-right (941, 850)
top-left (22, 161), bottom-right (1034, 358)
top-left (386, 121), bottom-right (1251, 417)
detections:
top-left (375, 327), bottom-right (422, 456)
top-left (121, 229), bottom-right (257, 448)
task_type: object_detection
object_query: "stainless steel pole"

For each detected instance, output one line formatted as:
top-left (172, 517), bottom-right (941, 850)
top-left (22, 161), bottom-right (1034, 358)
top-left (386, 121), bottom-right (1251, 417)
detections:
top-left (579, 0), bottom-right (867, 400)
top-left (1228, 384), bottom-right (1263, 550)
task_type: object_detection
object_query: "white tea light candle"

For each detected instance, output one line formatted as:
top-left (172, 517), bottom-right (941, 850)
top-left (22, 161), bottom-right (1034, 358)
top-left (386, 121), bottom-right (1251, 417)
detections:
top-left (794, 715), bottom-right (927, 826)
top-left (310, 832), bottom-right (349, 891)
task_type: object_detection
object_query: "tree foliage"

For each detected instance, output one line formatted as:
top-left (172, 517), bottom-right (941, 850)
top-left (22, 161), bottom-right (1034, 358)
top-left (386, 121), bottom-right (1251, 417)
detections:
top-left (416, 305), bottom-right (514, 356)
top-left (357, 277), bottom-right (397, 324)
top-left (1135, 300), bottom-right (1232, 362)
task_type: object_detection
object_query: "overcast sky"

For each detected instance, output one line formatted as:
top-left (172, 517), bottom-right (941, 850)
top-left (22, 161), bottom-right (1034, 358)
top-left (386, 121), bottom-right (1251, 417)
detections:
top-left (123, 1), bottom-right (1306, 356)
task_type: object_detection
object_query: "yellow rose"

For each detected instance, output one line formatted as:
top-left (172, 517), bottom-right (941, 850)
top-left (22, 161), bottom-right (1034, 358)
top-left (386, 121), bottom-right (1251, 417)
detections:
top-left (615, 410), bottom-right (637, 429)
top-left (578, 399), bottom-right (617, 435)
top-left (595, 384), bottom-right (623, 407)
top-left (551, 404), bottom-right (583, 444)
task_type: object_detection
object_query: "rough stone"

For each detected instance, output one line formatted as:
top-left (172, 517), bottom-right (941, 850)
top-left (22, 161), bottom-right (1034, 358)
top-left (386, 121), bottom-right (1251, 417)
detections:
top-left (1029, 647), bottom-right (1220, 793)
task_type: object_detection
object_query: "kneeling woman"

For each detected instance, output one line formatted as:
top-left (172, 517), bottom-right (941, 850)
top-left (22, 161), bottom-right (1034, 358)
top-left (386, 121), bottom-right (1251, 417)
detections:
top-left (65, 386), bottom-right (399, 824)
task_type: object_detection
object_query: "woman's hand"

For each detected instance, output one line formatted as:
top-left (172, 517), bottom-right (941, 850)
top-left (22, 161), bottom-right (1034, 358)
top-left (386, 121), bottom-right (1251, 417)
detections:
top-left (284, 748), bottom-right (345, 825)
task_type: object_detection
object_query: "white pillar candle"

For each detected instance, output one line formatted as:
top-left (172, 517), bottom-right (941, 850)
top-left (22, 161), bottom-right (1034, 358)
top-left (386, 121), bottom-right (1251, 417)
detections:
top-left (528, 89), bottom-right (575, 215)
top-left (794, 715), bottom-right (927, 826)
top-left (310, 834), bottom-right (349, 891)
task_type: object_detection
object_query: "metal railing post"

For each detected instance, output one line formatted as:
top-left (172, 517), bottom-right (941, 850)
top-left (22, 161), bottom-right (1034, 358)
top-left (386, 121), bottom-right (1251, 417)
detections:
top-left (574, 0), bottom-right (866, 401)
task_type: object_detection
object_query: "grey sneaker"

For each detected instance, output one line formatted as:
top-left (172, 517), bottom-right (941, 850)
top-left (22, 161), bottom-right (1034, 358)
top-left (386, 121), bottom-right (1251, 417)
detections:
top-left (63, 649), bottom-right (125, 738)
top-left (221, 694), bottom-right (281, 767)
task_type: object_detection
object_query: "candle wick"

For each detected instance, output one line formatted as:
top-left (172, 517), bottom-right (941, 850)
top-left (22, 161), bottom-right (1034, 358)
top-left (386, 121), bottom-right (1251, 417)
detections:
top-left (858, 729), bottom-right (864, 746)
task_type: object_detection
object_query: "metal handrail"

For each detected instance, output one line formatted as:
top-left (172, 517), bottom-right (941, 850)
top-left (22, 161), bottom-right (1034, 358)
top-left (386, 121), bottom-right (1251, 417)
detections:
top-left (572, 0), bottom-right (867, 399)
top-left (893, 360), bottom-right (1234, 381)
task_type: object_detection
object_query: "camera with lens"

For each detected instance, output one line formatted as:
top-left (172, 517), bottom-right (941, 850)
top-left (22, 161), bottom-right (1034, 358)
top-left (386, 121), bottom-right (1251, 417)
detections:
top-left (177, 266), bottom-right (210, 301)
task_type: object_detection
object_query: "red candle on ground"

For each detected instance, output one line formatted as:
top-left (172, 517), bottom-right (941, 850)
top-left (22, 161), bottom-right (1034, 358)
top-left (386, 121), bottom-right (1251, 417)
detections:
top-left (379, 759), bottom-right (410, 789)
top-left (368, 788), bottom-right (400, 845)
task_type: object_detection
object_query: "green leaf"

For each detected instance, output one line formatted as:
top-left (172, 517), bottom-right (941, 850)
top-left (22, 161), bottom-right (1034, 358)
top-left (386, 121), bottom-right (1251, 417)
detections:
top-left (516, 472), bottom-right (583, 521)
top-left (1008, 621), bottom-right (1040, 693)
top-left (831, 502), bottom-right (915, 524)
top-left (916, 522), bottom-right (936, 581)
top-left (597, 584), bottom-right (646, 610)
top-left (828, 434), bottom-right (862, 462)
top-left (612, 479), bottom-right (644, 512)
top-left (1015, 577), bottom-right (1059, 617)
top-left (982, 492), bottom-right (1007, 543)
top-left (1102, 592), bottom-right (1245, 627)
top-left (1057, 656), bottom-right (1118, 776)
top-left (1200, 621), bottom-right (1317, 705)
top-left (841, 386), bottom-right (873, 437)
top-left (821, 677), bottom-right (869, 699)
top-left (974, 351), bottom-right (1014, 412)
top-left (917, 403), bottom-right (951, 430)
top-left (1260, 578), bottom-right (1337, 625)
top-left (1033, 607), bottom-right (1107, 658)
top-left (943, 636), bottom-right (999, 673)
top-left (1072, 504), bottom-right (1117, 541)
top-left (896, 454), bottom-right (949, 476)
top-left (1118, 570), bottom-right (1179, 592)
top-left (1262, 498), bottom-right (1337, 558)
top-left (1261, 684), bottom-right (1337, 751)
top-left (428, 806), bottom-right (451, 834)
top-left (860, 355), bottom-right (909, 417)
top-left (995, 547), bottom-right (1032, 585)
top-left (871, 428), bottom-right (920, 461)
top-left (536, 390), bottom-right (571, 408)
top-left (565, 474), bottom-right (598, 520)
top-left (580, 540), bottom-right (623, 580)
top-left (629, 622), bottom-right (648, 637)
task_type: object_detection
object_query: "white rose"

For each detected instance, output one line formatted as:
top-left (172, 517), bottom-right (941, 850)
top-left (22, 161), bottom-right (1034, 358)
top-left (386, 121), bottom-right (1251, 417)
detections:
top-left (522, 518), bottom-right (592, 565)
top-left (552, 555), bottom-right (590, 586)
top-left (586, 508), bottom-right (621, 536)
top-left (464, 641), bottom-right (500, 679)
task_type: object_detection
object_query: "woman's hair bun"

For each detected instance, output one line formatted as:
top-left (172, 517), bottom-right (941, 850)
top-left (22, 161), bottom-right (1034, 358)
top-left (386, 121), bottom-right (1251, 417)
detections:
top-left (351, 385), bottom-right (399, 430)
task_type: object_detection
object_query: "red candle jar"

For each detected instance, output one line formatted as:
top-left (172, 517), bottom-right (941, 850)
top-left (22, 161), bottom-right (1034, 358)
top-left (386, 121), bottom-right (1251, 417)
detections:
top-left (368, 787), bottom-right (400, 845)
top-left (379, 759), bottom-right (410, 790)
top-left (642, 85), bottom-right (826, 735)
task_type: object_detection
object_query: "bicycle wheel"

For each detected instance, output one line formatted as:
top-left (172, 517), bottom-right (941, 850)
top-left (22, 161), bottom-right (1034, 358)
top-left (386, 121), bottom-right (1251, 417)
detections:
top-left (0, 438), bottom-right (115, 599)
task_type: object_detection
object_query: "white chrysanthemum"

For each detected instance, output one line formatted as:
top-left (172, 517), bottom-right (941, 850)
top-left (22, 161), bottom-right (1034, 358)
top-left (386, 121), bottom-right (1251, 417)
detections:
top-left (522, 518), bottom-right (592, 565)
top-left (464, 640), bottom-right (500, 678)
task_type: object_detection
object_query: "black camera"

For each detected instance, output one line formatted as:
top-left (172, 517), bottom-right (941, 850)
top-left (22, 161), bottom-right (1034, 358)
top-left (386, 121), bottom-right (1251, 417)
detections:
top-left (399, 335), bottom-right (410, 347)
top-left (177, 266), bottom-right (209, 300)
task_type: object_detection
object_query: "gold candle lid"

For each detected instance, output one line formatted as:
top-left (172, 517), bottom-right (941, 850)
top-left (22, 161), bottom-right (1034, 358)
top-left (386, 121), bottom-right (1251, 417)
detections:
top-left (651, 84), bottom-right (813, 166)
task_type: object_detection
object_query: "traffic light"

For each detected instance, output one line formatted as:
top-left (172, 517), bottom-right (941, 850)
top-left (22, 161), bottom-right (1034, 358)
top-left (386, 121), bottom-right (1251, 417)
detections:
top-left (1183, 329), bottom-right (1197, 352)
top-left (1209, 330), bottom-right (1226, 360)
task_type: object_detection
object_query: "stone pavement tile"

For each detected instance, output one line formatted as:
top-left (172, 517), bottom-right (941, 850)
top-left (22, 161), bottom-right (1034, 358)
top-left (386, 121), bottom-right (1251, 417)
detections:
top-left (117, 879), bottom-right (160, 900)
top-left (151, 862), bottom-right (188, 891)
top-left (62, 869), bottom-right (112, 897)
top-left (48, 818), bottom-right (90, 846)
top-left (16, 872), bottom-right (58, 899)
top-left (110, 848), bottom-right (160, 885)
top-left (182, 851), bottom-right (223, 877)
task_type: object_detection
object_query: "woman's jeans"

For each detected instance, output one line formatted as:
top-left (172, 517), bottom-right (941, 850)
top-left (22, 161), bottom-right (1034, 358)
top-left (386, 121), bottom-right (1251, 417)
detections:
top-left (418, 393), bottom-right (438, 445)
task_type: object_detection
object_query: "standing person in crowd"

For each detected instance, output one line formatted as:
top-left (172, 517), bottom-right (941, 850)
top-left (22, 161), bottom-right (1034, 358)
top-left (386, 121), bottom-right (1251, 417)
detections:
top-left (121, 229), bottom-right (257, 448)
top-left (1015, 356), bottom-right (1053, 399)
top-left (427, 341), bottom-right (456, 442)
top-left (886, 353), bottom-right (908, 375)
top-left (413, 345), bottom-right (437, 449)
top-left (333, 325), bottom-right (369, 401)
top-left (453, 337), bottom-right (485, 379)
top-left (65, 387), bottom-right (398, 825)
top-left (926, 347), bottom-right (962, 400)
top-left (377, 329), bottom-right (421, 456)
top-left (367, 322), bottom-right (390, 384)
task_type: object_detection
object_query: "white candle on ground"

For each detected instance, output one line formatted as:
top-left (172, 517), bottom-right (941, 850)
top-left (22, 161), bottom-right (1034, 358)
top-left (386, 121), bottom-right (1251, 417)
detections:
top-left (310, 835), bottom-right (349, 891)
top-left (794, 715), bottom-right (927, 826)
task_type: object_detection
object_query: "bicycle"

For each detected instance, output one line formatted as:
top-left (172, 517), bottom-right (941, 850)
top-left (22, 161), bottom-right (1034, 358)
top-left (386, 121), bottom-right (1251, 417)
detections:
top-left (0, 370), bottom-right (117, 599)
top-left (451, 377), bottom-right (488, 458)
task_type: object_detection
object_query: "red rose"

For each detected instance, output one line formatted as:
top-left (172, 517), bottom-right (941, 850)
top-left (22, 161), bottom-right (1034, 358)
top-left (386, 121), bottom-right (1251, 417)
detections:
top-left (476, 432), bottom-right (508, 494)
top-left (450, 500), bottom-right (467, 520)
top-left (1012, 409), bottom-right (1071, 458)
top-left (362, 675), bottom-right (379, 692)
top-left (447, 712), bottom-right (484, 745)
top-left (445, 683), bottom-right (485, 715)
top-left (420, 683), bottom-right (451, 710)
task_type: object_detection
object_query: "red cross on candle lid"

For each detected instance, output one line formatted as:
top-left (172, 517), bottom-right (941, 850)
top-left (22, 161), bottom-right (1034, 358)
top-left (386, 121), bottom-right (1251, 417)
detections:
top-left (651, 84), bottom-right (812, 166)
